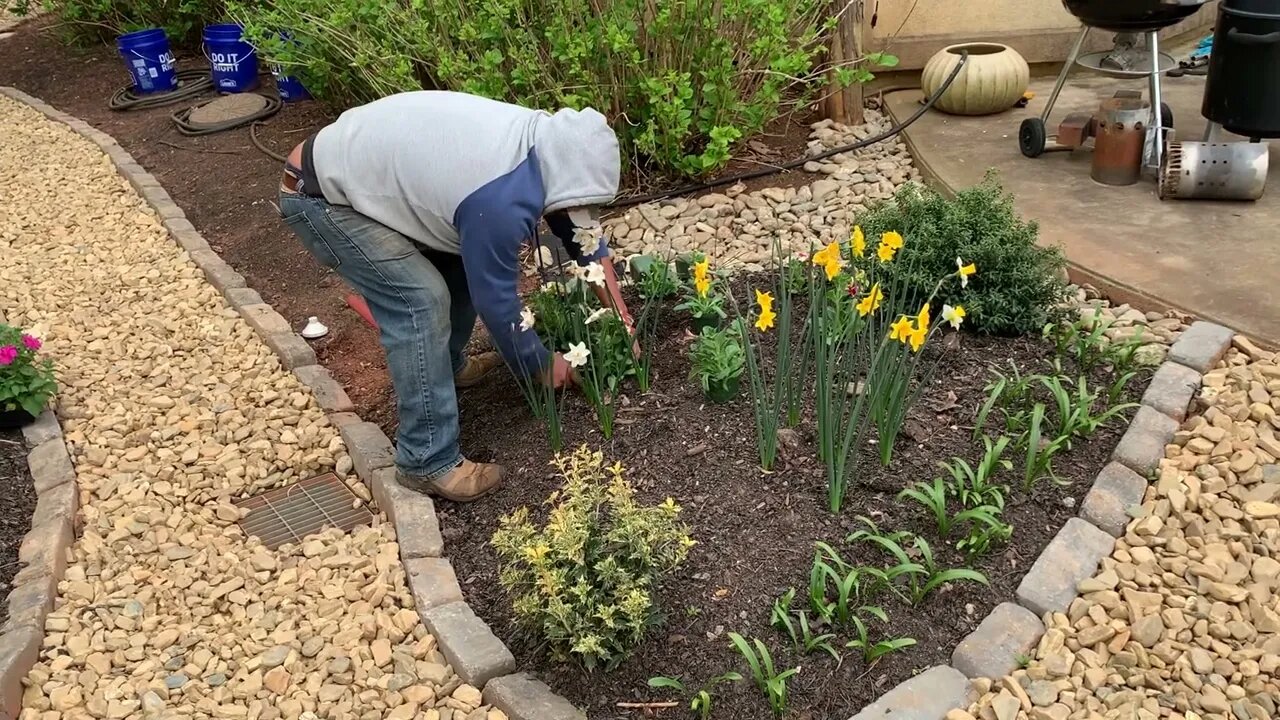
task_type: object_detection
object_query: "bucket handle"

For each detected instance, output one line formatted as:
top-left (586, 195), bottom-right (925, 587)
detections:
top-left (202, 42), bottom-right (258, 63)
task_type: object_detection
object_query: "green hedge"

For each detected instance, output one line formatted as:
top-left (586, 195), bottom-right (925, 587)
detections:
top-left (857, 177), bottom-right (1070, 336)
top-left (231, 0), bottom-right (852, 178)
top-left (17, 0), bottom-right (224, 46)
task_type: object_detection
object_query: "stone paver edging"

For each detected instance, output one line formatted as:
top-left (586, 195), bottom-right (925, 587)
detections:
top-left (0, 407), bottom-right (78, 720)
top-left (0, 87), bottom-right (578, 719)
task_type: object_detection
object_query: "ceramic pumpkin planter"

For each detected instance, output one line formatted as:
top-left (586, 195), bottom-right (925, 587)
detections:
top-left (922, 42), bottom-right (1030, 116)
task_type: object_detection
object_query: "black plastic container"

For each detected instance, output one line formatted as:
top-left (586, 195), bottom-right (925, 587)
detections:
top-left (1202, 0), bottom-right (1280, 138)
top-left (1061, 0), bottom-right (1209, 32)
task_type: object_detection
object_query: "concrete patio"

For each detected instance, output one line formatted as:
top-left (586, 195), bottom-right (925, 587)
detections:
top-left (886, 70), bottom-right (1279, 346)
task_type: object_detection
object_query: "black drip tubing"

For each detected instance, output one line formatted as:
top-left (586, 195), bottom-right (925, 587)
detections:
top-left (607, 51), bottom-right (970, 209)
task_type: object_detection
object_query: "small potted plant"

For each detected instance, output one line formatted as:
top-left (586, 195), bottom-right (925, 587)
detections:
top-left (0, 324), bottom-right (56, 429)
top-left (675, 257), bottom-right (726, 333)
top-left (675, 250), bottom-right (707, 283)
top-left (689, 326), bottom-right (745, 403)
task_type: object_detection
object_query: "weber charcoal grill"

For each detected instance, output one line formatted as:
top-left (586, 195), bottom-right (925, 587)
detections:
top-left (1201, 0), bottom-right (1280, 140)
top-left (1018, 0), bottom-right (1213, 173)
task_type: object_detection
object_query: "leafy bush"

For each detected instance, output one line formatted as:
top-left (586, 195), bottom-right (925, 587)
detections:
top-left (19, 0), bottom-right (225, 46)
top-left (856, 176), bottom-right (1070, 335)
top-left (491, 446), bottom-right (695, 670)
top-left (230, 0), bottom-right (881, 177)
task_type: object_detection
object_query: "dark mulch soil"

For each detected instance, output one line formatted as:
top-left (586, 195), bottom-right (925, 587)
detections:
top-left (443, 314), bottom-right (1149, 719)
top-left (1, 429), bottom-right (38, 627)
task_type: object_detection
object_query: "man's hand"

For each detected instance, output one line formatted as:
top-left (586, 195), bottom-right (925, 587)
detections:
top-left (542, 353), bottom-right (575, 389)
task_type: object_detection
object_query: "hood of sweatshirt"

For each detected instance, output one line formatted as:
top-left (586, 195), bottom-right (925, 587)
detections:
top-left (533, 107), bottom-right (621, 214)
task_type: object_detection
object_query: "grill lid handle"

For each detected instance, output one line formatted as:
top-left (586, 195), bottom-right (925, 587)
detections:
top-left (1228, 27), bottom-right (1280, 44)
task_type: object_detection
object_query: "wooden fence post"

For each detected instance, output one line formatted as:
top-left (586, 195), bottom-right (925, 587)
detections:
top-left (824, 0), bottom-right (865, 125)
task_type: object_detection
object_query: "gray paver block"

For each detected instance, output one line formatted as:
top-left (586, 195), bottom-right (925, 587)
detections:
top-left (847, 665), bottom-right (970, 720)
top-left (1140, 362), bottom-right (1202, 422)
top-left (1168, 321), bottom-right (1235, 373)
top-left (293, 364), bottom-right (355, 413)
top-left (1080, 462), bottom-right (1148, 537)
top-left (370, 467), bottom-right (443, 558)
top-left (21, 408), bottom-right (60, 446)
top-left (0, 625), bottom-right (43, 720)
top-left (162, 217), bottom-right (197, 235)
top-left (485, 673), bottom-right (586, 720)
top-left (1015, 518), bottom-right (1115, 617)
top-left (338, 421), bottom-right (395, 481)
top-left (405, 557), bottom-right (464, 611)
top-left (187, 249), bottom-right (247, 291)
top-left (18, 513), bottom-right (73, 583)
top-left (172, 229), bottom-right (211, 253)
top-left (223, 287), bottom-right (264, 310)
top-left (238, 303), bottom-right (292, 336)
top-left (951, 602), bottom-right (1044, 679)
top-left (1111, 406), bottom-right (1178, 475)
top-left (263, 332), bottom-right (317, 370)
top-left (422, 602), bottom-right (516, 688)
top-left (3, 572), bottom-right (57, 634)
top-left (27, 438), bottom-right (75, 493)
top-left (31, 479), bottom-right (77, 528)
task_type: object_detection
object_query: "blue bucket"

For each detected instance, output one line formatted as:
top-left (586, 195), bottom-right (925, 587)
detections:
top-left (272, 68), bottom-right (309, 102)
top-left (116, 28), bottom-right (178, 95)
top-left (203, 23), bottom-right (259, 93)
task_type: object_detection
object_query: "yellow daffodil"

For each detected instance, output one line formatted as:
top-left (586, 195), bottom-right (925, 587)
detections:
top-left (754, 289), bottom-right (776, 331)
top-left (889, 315), bottom-right (914, 343)
top-left (956, 257), bottom-right (977, 288)
top-left (908, 322), bottom-right (927, 352)
top-left (881, 231), bottom-right (904, 250)
top-left (855, 283), bottom-right (883, 317)
top-left (811, 241), bottom-right (845, 281)
top-left (916, 302), bottom-right (931, 333)
top-left (877, 242), bottom-right (897, 263)
top-left (942, 304), bottom-right (966, 329)
top-left (693, 259), bottom-right (711, 297)
top-left (851, 226), bottom-right (866, 258)
top-left (756, 307), bottom-right (776, 331)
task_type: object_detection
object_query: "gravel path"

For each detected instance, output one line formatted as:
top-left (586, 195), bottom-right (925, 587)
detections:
top-left (955, 341), bottom-right (1280, 720)
top-left (0, 95), bottom-right (497, 719)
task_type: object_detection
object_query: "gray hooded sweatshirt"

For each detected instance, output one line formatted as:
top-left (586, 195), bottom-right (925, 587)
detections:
top-left (309, 91), bottom-right (620, 372)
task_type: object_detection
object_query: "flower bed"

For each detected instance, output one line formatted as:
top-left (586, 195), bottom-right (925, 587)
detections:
top-left (433, 229), bottom-right (1159, 718)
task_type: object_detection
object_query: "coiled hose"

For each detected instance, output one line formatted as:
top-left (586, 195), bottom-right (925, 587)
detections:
top-left (109, 70), bottom-right (214, 112)
top-left (608, 51), bottom-right (969, 208)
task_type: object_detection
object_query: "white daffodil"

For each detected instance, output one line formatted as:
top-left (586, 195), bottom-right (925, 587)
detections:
top-left (585, 307), bottom-right (612, 325)
top-left (956, 257), bottom-right (977, 288)
top-left (583, 262), bottom-right (607, 287)
top-left (942, 304), bottom-right (967, 330)
top-left (540, 280), bottom-right (566, 295)
top-left (564, 342), bottom-right (591, 368)
top-left (519, 307), bottom-right (536, 332)
top-left (573, 226), bottom-right (602, 256)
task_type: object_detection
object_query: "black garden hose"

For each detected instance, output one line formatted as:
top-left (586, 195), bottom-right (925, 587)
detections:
top-left (170, 93), bottom-right (283, 137)
top-left (250, 121), bottom-right (289, 162)
top-left (607, 51), bottom-right (970, 208)
top-left (109, 69), bottom-right (214, 112)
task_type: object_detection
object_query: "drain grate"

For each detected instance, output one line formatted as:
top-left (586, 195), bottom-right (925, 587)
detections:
top-left (236, 473), bottom-right (374, 550)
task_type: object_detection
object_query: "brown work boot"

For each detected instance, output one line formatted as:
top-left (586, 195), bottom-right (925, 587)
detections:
top-left (454, 352), bottom-right (503, 388)
top-left (396, 459), bottom-right (504, 502)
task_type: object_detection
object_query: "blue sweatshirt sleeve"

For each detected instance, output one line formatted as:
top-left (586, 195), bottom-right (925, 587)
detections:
top-left (454, 154), bottom-right (551, 375)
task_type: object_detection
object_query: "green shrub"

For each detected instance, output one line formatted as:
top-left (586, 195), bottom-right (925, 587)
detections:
top-left (230, 0), bottom-right (886, 178)
top-left (491, 446), bottom-right (695, 670)
top-left (856, 176), bottom-right (1070, 336)
top-left (21, 0), bottom-right (225, 46)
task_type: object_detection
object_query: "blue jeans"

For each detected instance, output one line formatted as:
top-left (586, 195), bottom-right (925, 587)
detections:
top-left (279, 191), bottom-right (472, 479)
